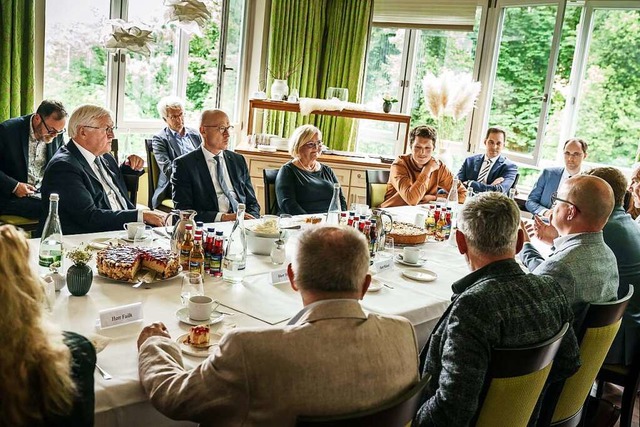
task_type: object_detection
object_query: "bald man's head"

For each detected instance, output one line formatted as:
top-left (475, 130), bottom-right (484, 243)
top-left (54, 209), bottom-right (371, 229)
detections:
top-left (199, 109), bottom-right (231, 154)
top-left (554, 175), bottom-right (614, 233)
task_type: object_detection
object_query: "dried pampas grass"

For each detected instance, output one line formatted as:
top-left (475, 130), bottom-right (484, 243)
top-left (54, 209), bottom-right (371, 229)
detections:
top-left (422, 71), bottom-right (481, 121)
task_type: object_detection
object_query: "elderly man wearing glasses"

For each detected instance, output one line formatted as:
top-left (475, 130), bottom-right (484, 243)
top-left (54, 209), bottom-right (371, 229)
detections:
top-left (519, 175), bottom-right (619, 332)
top-left (0, 100), bottom-right (67, 219)
top-left (40, 104), bottom-right (167, 235)
top-left (172, 109), bottom-right (260, 222)
top-left (275, 124), bottom-right (347, 215)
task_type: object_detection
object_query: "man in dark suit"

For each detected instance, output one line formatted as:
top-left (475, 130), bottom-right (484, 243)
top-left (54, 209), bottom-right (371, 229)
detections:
top-left (456, 127), bottom-right (518, 194)
top-left (172, 109), bottom-right (260, 222)
top-left (40, 104), bottom-right (167, 235)
top-left (0, 100), bottom-right (67, 218)
top-left (151, 96), bottom-right (202, 208)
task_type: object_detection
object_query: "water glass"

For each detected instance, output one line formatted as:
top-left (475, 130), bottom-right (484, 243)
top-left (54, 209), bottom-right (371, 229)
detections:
top-left (384, 236), bottom-right (395, 254)
top-left (180, 272), bottom-right (204, 306)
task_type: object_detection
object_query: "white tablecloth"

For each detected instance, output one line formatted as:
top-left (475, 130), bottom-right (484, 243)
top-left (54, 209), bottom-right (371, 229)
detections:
top-left (29, 207), bottom-right (468, 427)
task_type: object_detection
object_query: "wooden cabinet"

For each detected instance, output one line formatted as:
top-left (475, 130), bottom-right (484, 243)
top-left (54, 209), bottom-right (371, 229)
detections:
top-left (237, 148), bottom-right (390, 215)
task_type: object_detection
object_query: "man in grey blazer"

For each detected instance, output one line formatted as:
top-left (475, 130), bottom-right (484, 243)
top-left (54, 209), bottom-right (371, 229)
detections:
top-left (137, 225), bottom-right (420, 426)
top-left (151, 96), bottom-right (202, 208)
top-left (520, 175), bottom-right (619, 329)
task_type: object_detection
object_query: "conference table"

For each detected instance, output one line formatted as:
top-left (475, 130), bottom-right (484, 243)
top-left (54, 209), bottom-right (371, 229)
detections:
top-left (28, 205), bottom-right (471, 427)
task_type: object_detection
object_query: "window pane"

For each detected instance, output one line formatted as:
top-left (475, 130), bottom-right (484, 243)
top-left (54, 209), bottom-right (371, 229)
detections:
top-left (489, 5), bottom-right (558, 156)
top-left (220, 0), bottom-right (246, 122)
top-left (356, 27), bottom-right (405, 156)
top-left (124, 1), bottom-right (178, 121)
top-left (186, 0), bottom-right (223, 124)
top-left (43, 1), bottom-right (110, 113)
top-left (573, 8), bottom-right (640, 168)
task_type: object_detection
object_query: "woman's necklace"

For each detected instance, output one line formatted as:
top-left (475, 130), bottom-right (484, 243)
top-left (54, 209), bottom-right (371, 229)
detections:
top-left (297, 159), bottom-right (318, 172)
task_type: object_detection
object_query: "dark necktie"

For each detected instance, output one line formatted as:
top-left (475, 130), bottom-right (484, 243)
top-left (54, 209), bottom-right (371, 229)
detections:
top-left (213, 154), bottom-right (238, 212)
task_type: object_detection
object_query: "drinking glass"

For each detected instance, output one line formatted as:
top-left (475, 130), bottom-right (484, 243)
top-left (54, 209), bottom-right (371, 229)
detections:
top-left (180, 272), bottom-right (204, 306)
top-left (278, 214), bottom-right (293, 230)
top-left (384, 236), bottom-right (395, 254)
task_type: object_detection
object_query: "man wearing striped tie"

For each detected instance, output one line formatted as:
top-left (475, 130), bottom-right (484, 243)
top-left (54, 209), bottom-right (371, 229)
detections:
top-left (456, 127), bottom-right (518, 194)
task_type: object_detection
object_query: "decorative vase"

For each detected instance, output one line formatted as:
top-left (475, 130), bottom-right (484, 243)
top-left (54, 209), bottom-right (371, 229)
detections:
top-left (66, 264), bottom-right (93, 296)
top-left (383, 101), bottom-right (392, 113)
top-left (271, 79), bottom-right (289, 101)
top-left (43, 271), bottom-right (66, 291)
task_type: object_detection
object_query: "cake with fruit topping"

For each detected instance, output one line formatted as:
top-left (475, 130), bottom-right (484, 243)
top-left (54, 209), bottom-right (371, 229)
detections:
top-left (187, 325), bottom-right (210, 346)
top-left (387, 221), bottom-right (428, 245)
top-left (96, 245), bottom-right (180, 282)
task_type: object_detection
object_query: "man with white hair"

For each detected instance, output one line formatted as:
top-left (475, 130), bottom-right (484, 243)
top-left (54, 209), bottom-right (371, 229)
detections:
top-left (415, 192), bottom-right (579, 426)
top-left (151, 96), bottom-right (201, 209)
top-left (137, 225), bottom-right (419, 426)
top-left (40, 104), bottom-right (166, 234)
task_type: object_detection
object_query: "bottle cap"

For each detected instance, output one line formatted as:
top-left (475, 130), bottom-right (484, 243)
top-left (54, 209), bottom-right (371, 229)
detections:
top-left (185, 224), bottom-right (193, 230)
top-left (216, 231), bottom-right (223, 236)
top-left (207, 227), bottom-right (215, 232)
top-left (49, 193), bottom-right (59, 201)
top-left (237, 203), bottom-right (246, 210)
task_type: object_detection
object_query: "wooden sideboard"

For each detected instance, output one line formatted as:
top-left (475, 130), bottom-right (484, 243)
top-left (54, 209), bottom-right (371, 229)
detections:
top-left (236, 147), bottom-right (391, 215)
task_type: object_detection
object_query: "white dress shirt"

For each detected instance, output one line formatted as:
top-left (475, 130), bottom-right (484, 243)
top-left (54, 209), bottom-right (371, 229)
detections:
top-left (201, 145), bottom-right (239, 221)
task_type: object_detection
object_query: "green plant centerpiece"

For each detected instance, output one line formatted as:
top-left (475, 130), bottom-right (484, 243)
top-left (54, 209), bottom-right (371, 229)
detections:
top-left (382, 93), bottom-right (398, 113)
top-left (66, 245), bottom-right (93, 296)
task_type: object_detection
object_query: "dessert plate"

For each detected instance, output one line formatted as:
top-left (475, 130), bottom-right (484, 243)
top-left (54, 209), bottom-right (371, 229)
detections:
top-left (176, 333), bottom-right (222, 358)
top-left (175, 307), bottom-right (225, 326)
top-left (394, 254), bottom-right (427, 267)
top-left (367, 278), bottom-right (384, 293)
top-left (401, 269), bottom-right (438, 282)
top-left (97, 266), bottom-right (182, 285)
top-left (88, 237), bottom-right (118, 250)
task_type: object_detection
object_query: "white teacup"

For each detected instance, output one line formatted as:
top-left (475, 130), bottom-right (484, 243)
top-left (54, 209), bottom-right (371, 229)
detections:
top-left (188, 295), bottom-right (214, 321)
top-left (403, 247), bottom-right (422, 264)
top-left (123, 222), bottom-right (145, 239)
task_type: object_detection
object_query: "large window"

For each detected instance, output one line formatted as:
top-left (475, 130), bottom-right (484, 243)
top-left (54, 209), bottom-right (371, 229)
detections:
top-left (357, 16), bottom-right (480, 158)
top-left (43, 0), bottom-right (246, 158)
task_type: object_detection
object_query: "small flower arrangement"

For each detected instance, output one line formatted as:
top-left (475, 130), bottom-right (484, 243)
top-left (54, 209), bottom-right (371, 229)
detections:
top-left (382, 93), bottom-right (398, 104)
top-left (66, 245), bottom-right (93, 266)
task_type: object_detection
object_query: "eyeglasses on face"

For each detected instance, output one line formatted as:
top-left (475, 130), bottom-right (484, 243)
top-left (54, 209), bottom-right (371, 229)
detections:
top-left (202, 125), bottom-right (234, 134)
top-left (551, 192), bottom-right (581, 212)
top-left (167, 112), bottom-right (184, 120)
top-left (39, 114), bottom-right (66, 136)
top-left (303, 141), bottom-right (323, 150)
top-left (83, 125), bottom-right (117, 135)
top-left (563, 151), bottom-right (584, 158)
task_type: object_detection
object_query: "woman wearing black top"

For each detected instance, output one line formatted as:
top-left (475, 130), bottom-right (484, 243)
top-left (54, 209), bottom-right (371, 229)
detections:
top-left (275, 125), bottom-right (347, 214)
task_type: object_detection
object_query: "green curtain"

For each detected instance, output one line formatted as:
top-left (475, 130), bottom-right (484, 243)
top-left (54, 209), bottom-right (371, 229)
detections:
top-left (0, 0), bottom-right (35, 122)
top-left (265, 0), bottom-right (372, 151)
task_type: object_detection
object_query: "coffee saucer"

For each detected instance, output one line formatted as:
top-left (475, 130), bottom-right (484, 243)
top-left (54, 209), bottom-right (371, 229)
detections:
top-left (175, 307), bottom-right (225, 326)
top-left (402, 269), bottom-right (438, 282)
top-left (394, 254), bottom-right (427, 267)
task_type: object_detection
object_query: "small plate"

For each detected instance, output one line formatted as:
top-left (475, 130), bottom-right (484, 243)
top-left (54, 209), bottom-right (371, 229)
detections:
top-left (367, 278), bottom-right (384, 293)
top-left (394, 254), bottom-right (427, 267)
top-left (175, 307), bottom-right (225, 326)
top-left (120, 234), bottom-right (151, 243)
top-left (88, 237), bottom-right (117, 250)
top-left (402, 269), bottom-right (438, 282)
top-left (176, 333), bottom-right (222, 358)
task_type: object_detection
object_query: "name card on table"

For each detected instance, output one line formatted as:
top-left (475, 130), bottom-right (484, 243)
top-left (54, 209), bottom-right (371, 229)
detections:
top-left (270, 269), bottom-right (289, 285)
top-left (373, 256), bottom-right (393, 273)
top-left (99, 302), bottom-right (143, 329)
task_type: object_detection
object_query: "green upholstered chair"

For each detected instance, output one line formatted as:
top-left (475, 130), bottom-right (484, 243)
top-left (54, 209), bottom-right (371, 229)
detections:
top-left (0, 214), bottom-right (39, 235)
top-left (474, 323), bottom-right (570, 427)
top-left (296, 374), bottom-right (429, 427)
top-left (144, 138), bottom-right (173, 212)
top-left (366, 170), bottom-right (390, 209)
top-left (263, 168), bottom-right (280, 215)
top-left (550, 286), bottom-right (634, 427)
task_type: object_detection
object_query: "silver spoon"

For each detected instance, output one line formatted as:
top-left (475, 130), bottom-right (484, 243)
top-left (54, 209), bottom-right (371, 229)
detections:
top-left (95, 364), bottom-right (112, 380)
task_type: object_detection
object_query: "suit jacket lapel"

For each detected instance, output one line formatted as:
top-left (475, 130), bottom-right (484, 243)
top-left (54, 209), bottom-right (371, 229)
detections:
top-left (67, 140), bottom-right (100, 184)
top-left (195, 150), bottom-right (218, 201)
top-left (100, 155), bottom-right (133, 207)
top-left (473, 155), bottom-right (484, 175)
top-left (165, 127), bottom-right (182, 159)
top-left (223, 151), bottom-right (241, 195)
top-left (21, 115), bottom-right (31, 171)
top-left (488, 156), bottom-right (506, 182)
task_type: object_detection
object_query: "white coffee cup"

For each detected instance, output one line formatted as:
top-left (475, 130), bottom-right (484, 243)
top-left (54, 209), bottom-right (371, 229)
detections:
top-left (415, 213), bottom-right (426, 228)
top-left (403, 247), bottom-right (421, 264)
top-left (188, 295), bottom-right (214, 321)
top-left (123, 222), bottom-right (145, 239)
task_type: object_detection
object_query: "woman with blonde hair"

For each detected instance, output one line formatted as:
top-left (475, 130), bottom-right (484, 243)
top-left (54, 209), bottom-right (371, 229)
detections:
top-left (0, 225), bottom-right (95, 426)
top-left (628, 163), bottom-right (640, 222)
top-left (275, 124), bottom-right (346, 214)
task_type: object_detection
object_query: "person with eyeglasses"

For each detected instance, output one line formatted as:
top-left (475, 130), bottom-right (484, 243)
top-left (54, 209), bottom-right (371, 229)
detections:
top-left (0, 100), bottom-right (67, 220)
top-left (40, 104), bottom-right (168, 235)
top-left (275, 124), bottom-right (347, 215)
top-left (526, 138), bottom-right (588, 217)
top-left (381, 125), bottom-right (466, 208)
top-left (151, 96), bottom-right (202, 209)
top-left (172, 109), bottom-right (260, 222)
top-left (519, 175), bottom-right (619, 334)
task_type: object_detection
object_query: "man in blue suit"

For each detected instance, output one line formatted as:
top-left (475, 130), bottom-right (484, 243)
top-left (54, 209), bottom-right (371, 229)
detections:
top-left (151, 97), bottom-right (202, 209)
top-left (526, 138), bottom-right (588, 217)
top-left (40, 105), bottom-right (167, 235)
top-left (456, 127), bottom-right (518, 194)
top-left (0, 100), bottom-right (67, 218)
top-left (172, 109), bottom-right (260, 223)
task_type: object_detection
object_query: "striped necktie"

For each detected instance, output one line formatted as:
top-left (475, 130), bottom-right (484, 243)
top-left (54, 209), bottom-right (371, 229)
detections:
top-left (477, 158), bottom-right (492, 184)
top-left (213, 155), bottom-right (238, 213)
top-left (94, 157), bottom-right (127, 210)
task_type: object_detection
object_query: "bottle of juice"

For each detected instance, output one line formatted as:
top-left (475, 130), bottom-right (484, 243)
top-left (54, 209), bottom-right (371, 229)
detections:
top-left (179, 224), bottom-right (194, 271)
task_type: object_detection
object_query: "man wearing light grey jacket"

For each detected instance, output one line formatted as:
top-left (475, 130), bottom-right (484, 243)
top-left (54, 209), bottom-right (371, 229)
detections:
top-left (520, 175), bottom-right (619, 329)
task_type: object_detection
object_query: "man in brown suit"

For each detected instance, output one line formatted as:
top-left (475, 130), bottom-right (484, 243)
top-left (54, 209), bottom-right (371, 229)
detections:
top-left (137, 225), bottom-right (420, 426)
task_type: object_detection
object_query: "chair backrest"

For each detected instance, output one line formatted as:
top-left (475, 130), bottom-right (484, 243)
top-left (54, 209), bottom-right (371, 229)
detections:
top-left (366, 170), bottom-right (390, 209)
top-left (263, 168), bottom-right (279, 215)
top-left (474, 323), bottom-right (570, 427)
top-left (511, 173), bottom-right (520, 192)
top-left (296, 374), bottom-right (430, 427)
top-left (108, 138), bottom-right (140, 203)
top-left (145, 139), bottom-right (161, 207)
top-left (110, 138), bottom-right (119, 163)
top-left (551, 286), bottom-right (634, 426)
